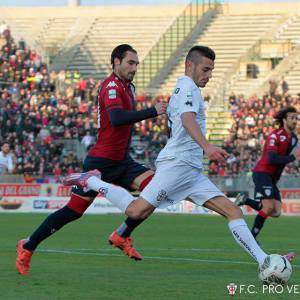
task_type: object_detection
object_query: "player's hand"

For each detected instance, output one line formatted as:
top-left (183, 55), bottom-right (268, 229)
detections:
top-left (154, 102), bottom-right (168, 115)
top-left (204, 144), bottom-right (229, 162)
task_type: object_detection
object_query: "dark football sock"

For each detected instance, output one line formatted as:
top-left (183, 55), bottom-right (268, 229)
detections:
top-left (24, 206), bottom-right (82, 251)
top-left (116, 217), bottom-right (146, 237)
top-left (245, 197), bottom-right (262, 211)
top-left (251, 210), bottom-right (268, 238)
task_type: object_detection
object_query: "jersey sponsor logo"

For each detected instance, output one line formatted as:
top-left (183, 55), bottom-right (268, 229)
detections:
top-left (174, 87), bottom-right (180, 94)
top-left (156, 189), bottom-right (168, 203)
top-left (106, 81), bottom-right (118, 88)
top-left (270, 139), bottom-right (275, 146)
top-left (187, 91), bottom-right (192, 98)
top-left (280, 135), bottom-right (286, 142)
top-left (185, 100), bottom-right (193, 106)
top-left (108, 89), bottom-right (116, 99)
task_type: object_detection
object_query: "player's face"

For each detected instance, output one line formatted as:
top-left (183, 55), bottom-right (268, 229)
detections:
top-left (116, 51), bottom-right (139, 83)
top-left (284, 112), bottom-right (298, 131)
top-left (192, 56), bottom-right (214, 88)
top-left (1, 143), bottom-right (10, 154)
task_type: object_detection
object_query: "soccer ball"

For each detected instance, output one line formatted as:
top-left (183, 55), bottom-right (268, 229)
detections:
top-left (258, 254), bottom-right (292, 285)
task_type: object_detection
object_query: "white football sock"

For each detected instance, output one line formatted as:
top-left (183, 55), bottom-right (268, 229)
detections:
top-left (228, 218), bottom-right (267, 265)
top-left (87, 176), bottom-right (134, 212)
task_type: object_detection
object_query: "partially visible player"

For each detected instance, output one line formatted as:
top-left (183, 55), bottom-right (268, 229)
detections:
top-left (0, 142), bottom-right (14, 178)
top-left (16, 44), bottom-right (167, 276)
top-left (235, 107), bottom-right (300, 240)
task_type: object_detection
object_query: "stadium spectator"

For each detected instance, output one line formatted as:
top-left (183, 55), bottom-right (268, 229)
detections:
top-left (0, 141), bottom-right (14, 177)
top-left (211, 91), bottom-right (300, 177)
top-left (80, 130), bottom-right (94, 150)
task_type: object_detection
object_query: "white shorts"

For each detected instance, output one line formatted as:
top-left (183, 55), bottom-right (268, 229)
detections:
top-left (140, 159), bottom-right (225, 208)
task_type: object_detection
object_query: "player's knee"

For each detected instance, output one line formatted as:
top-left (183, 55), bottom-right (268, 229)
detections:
top-left (230, 204), bottom-right (243, 219)
top-left (271, 209), bottom-right (281, 218)
top-left (262, 206), bottom-right (273, 216)
top-left (126, 205), bottom-right (153, 220)
top-left (125, 205), bottom-right (145, 220)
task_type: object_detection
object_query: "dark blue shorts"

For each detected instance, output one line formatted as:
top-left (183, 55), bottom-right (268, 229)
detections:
top-left (252, 172), bottom-right (281, 202)
top-left (72, 155), bottom-right (150, 197)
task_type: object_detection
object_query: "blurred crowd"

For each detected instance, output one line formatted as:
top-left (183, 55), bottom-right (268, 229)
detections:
top-left (0, 27), bottom-right (169, 182)
top-left (1, 27), bottom-right (300, 182)
top-left (208, 91), bottom-right (300, 177)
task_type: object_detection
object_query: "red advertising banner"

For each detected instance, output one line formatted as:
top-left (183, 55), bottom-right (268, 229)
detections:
top-left (281, 189), bottom-right (300, 200)
top-left (0, 184), bottom-right (41, 196)
top-left (56, 186), bottom-right (72, 197)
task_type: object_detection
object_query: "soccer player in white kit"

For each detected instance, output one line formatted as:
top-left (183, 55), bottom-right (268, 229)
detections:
top-left (123, 45), bottom-right (272, 265)
top-left (62, 45), bottom-right (294, 266)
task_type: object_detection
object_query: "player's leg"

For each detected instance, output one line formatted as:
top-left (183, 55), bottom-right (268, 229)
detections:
top-left (16, 157), bottom-right (101, 275)
top-left (63, 156), bottom-right (153, 260)
top-left (203, 196), bottom-right (268, 265)
top-left (250, 174), bottom-right (280, 239)
top-left (235, 193), bottom-right (262, 211)
top-left (235, 172), bottom-right (263, 211)
top-left (187, 173), bottom-right (268, 265)
top-left (16, 191), bottom-right (96, 275)
top-left (113, 170), bottom-right (155, 238)
top-left (108, 162), bottom-right (156, 261)
top-left (69, 162), bottom-right (155, 237)
top-left (119, 159), bottom-right (192, 230)
top-left (251, 198), bottom-right (276, 238)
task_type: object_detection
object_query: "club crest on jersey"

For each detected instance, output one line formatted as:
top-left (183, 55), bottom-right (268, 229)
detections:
top-left (264, 188), bottom-right (272, 197)
top-left (269, 139), bottom-right (275, 146)
top-left (108, 89), bottom-right (116, 99)
top-left (156, 190), bottom-right (168, 203)
top-left (107, 81), bottom-right (118, 88)
top-left (280, 135), bottom-right (286, 142)
top-left (98, 187), bottom-right (108, 197)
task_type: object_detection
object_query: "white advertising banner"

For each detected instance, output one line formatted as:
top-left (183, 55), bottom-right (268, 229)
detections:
top-left (0, 184), bottom-right (299, 215)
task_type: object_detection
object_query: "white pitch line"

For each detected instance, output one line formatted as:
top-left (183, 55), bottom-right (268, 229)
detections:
top-left (38, 248), bottom-right (300, 268)
top-left (73, 247), bottom-right (297, 253)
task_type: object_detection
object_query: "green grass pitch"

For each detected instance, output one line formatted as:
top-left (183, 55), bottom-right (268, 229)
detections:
top-left (0, 213), bottom-right (299, 300)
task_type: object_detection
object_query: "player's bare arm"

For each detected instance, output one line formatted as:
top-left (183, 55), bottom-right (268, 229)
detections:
top-left (181, 111), bottom-right (228, 162)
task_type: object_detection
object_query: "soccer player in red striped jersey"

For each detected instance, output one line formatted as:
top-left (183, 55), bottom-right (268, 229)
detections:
top-left (16, 44), bottom-right (167, 275)
top-left (235, 107), bottom-right (300, 241)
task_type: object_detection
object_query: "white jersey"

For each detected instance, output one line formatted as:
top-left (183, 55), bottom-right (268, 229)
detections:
top-left (0, 151), bottom-right (14, 177)
top-left (156, 75), bottom-right (206, 169)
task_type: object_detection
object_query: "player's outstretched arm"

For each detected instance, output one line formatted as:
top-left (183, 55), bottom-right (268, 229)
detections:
top-left (181, 112), bottom-right (228, 162)
top-left (108, 103), bottom-right (166, 126)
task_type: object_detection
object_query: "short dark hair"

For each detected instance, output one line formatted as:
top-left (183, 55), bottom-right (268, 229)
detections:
top-left (111, 44), bottom-right (137, 68)
top-left (1, 141), bottom-right (10, 147)
top-left (274, 106), bottom-right (297, 127)
top-left (186, 45), bottom-right (215, 64)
